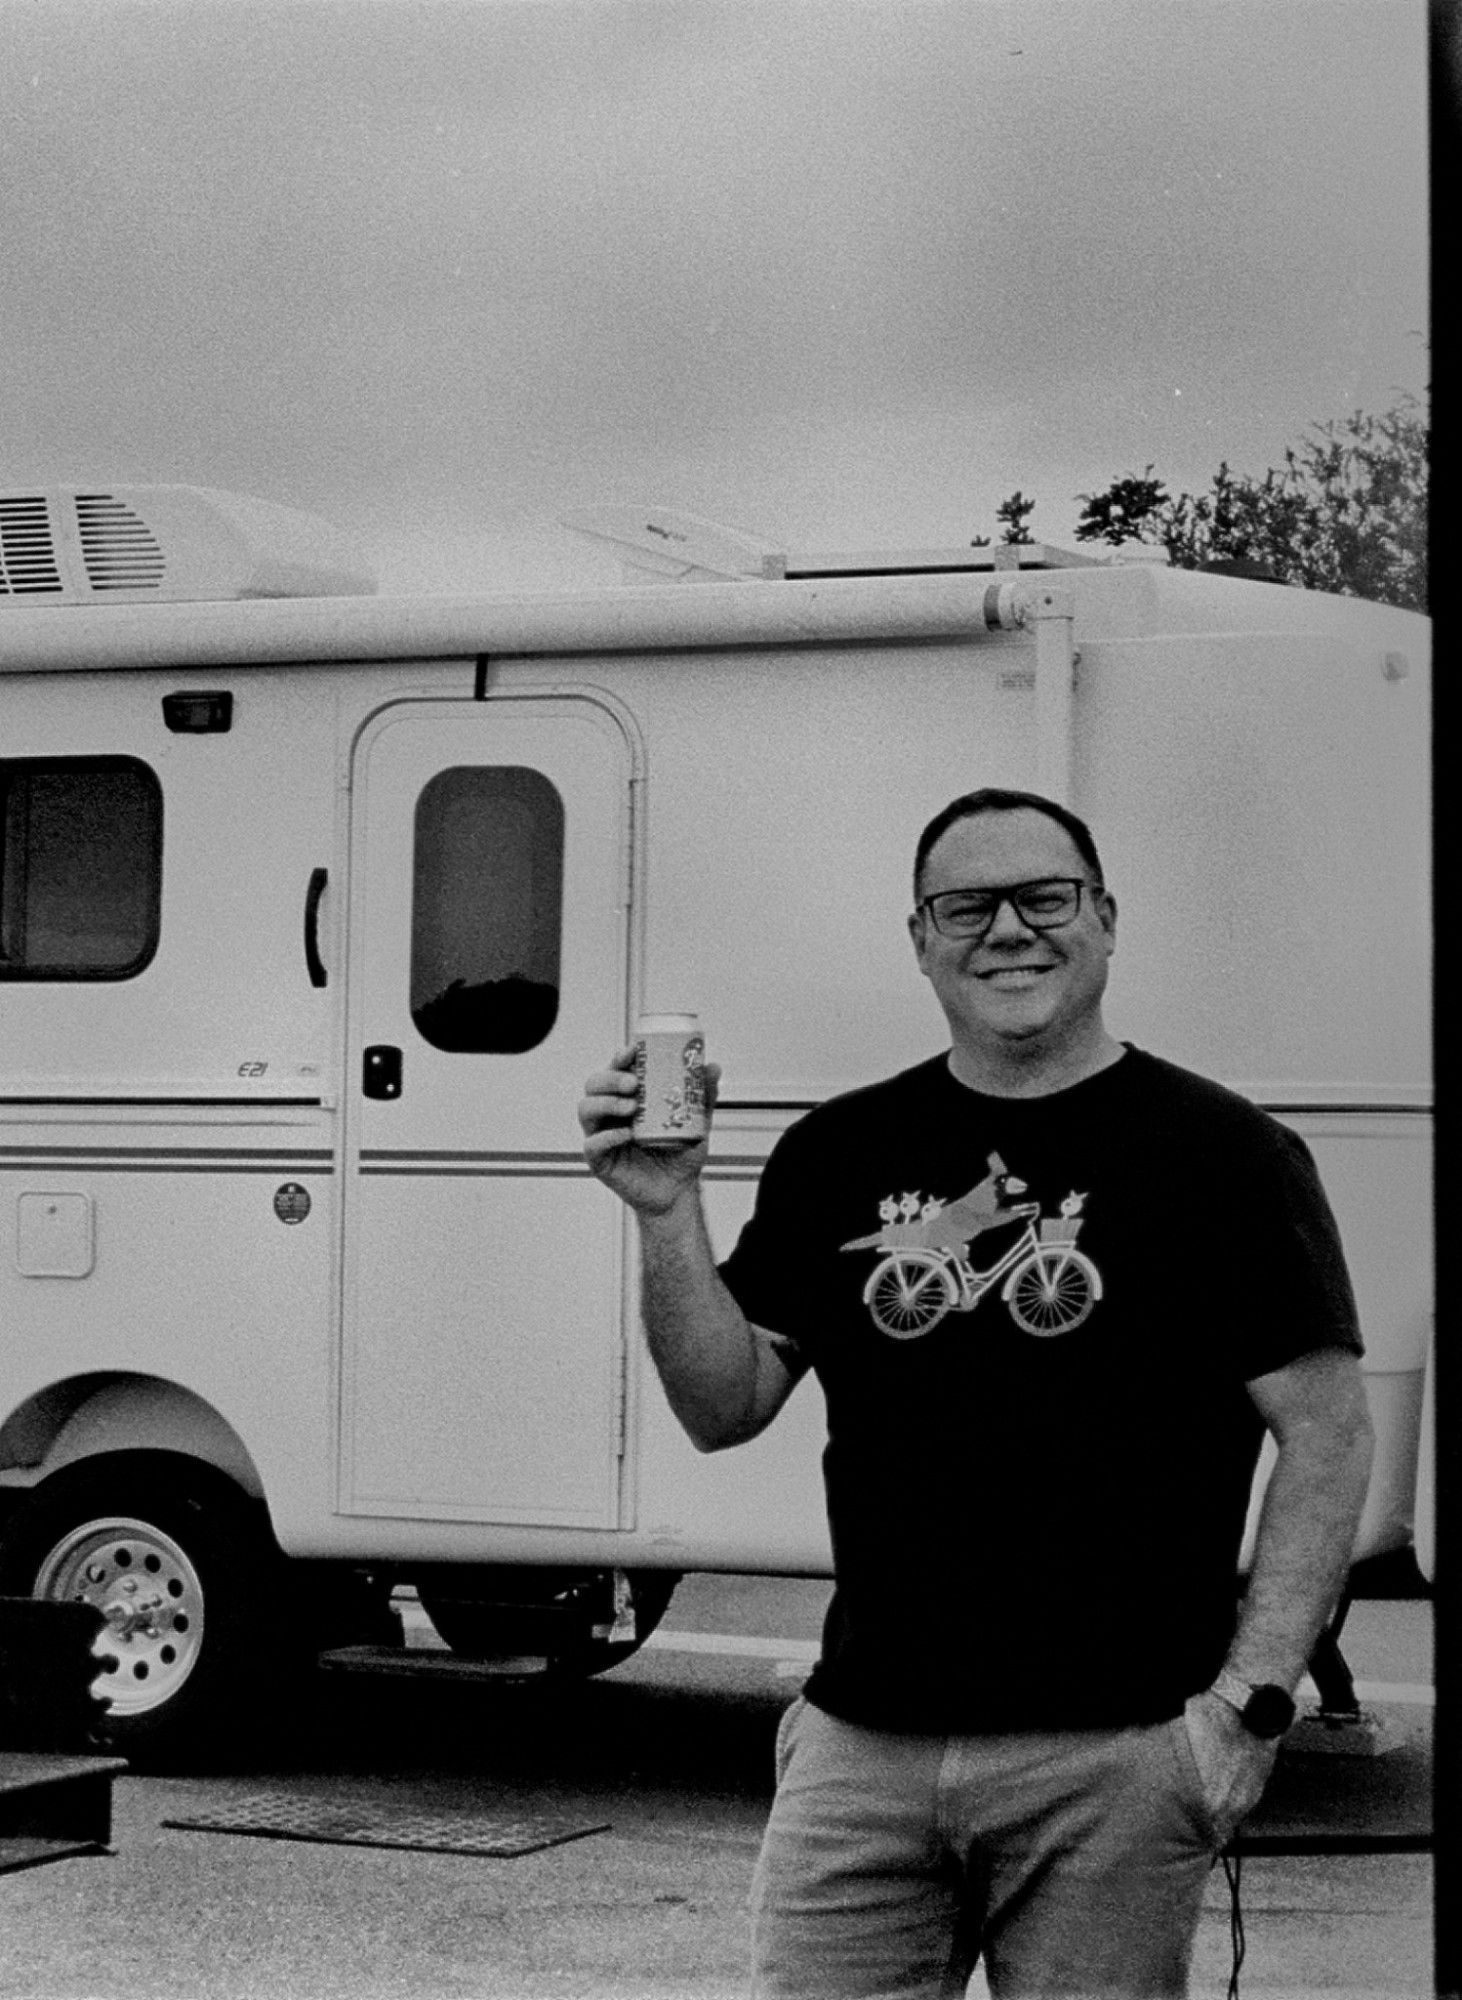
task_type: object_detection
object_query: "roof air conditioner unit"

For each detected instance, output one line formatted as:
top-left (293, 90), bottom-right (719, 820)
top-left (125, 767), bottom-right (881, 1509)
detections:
top-left (0, 484), bottom-right (377, 604)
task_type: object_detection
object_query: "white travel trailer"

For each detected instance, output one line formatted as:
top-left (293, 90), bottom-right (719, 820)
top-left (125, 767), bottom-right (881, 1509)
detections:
top-left (0, 485), bottom-right (1431, 1754)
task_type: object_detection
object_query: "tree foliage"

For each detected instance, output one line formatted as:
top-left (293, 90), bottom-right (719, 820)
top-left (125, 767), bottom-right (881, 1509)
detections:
top-left (972, 392), bottom-right (1428, 612)
top-left (1073, 393), bottom-right (1428, 612)
top-left (971, 488), bottom-right (1037, 548)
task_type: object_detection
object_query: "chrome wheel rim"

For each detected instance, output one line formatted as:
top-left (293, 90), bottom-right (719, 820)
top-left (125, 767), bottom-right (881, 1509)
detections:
top-left (36, 1515), bottom-right (205, 1717)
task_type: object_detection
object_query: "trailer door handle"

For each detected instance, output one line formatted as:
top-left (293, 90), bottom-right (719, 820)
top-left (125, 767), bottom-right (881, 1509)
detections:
top-left (363, 1046), bottom-right (403, 1100)
top-left (304, 867), bottom-right (329, 988)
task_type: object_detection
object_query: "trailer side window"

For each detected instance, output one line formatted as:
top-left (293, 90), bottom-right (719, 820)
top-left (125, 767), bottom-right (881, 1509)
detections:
top-left (0, 757), bottom-right (162, 980)
top-left (410, 765), bottom-right (564, 1054)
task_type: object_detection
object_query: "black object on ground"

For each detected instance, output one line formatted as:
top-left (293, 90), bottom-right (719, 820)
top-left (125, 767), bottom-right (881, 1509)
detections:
top-left (1, 1597), bottom-right (127, 1873)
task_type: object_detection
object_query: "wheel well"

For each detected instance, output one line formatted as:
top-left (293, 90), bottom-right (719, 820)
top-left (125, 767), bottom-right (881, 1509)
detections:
top-left (0, 1374), bottom-right (264, 1500)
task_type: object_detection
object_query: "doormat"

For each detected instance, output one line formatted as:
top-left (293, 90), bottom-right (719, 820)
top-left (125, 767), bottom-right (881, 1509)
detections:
top-left (163, 1791), bottom-right (610, 1858)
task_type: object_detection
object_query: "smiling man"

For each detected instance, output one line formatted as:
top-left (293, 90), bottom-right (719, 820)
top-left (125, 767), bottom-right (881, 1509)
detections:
top-left (580, 786), bottom-right (1373, 2000)
top-left (907, 794), bottom-right (1121, 1096)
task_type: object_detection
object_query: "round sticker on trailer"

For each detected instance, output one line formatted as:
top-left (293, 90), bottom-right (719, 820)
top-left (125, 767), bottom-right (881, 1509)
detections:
top-left (274, 1183), bottom-right (312, 1225)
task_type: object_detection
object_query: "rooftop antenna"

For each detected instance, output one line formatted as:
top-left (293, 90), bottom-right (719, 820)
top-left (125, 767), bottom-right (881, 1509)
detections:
top-left (560, 504), bottom-right (786, 582)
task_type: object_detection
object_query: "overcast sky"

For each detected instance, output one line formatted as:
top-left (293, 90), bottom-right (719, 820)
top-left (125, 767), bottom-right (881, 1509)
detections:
top-left (3, 0), bottom-right (1429, 593)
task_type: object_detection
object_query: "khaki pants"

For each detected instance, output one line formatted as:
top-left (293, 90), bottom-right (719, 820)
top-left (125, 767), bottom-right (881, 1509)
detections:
top-left (750, 1696), bottom-right (1220, 2000)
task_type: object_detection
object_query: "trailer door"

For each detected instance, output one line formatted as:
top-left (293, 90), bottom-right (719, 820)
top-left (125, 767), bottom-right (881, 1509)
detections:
top-left (340, 695), bottom-right (632, 1527)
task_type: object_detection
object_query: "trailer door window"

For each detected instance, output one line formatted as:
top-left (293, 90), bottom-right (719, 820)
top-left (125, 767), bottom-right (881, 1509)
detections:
top-left (0, 757), bottom-right (162, 979)
top-left (410, 765), bottom-right (564, 1054)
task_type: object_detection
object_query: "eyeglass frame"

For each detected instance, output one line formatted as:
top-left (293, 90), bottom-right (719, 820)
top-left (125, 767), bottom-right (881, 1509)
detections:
top-left (914, 876), bottom-right (1097, 942)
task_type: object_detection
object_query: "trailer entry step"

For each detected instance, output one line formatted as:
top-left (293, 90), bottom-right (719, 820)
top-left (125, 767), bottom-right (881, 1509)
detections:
top-left (318, 1643), bottom-right (553, 1681)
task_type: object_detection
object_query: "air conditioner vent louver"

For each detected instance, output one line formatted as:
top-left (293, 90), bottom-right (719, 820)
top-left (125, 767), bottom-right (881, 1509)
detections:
top-left (74, 492), bottom-right (166, 593)
top-left (0, 482), bottom-right (377, 603)
top-left (0, 495), bottom-right (64, 596)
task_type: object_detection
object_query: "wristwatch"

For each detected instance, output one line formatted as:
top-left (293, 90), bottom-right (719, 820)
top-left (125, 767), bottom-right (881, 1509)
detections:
top-left (1209, 1668), bottom-right (1297, 1740)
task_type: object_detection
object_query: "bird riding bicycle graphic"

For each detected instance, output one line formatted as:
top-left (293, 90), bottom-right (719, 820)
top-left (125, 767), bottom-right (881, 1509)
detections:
top-left (841, 1153), bottom-right (1102, 1339)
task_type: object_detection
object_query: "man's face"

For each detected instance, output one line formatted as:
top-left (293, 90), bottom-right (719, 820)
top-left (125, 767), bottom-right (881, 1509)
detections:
top-left (908, 808), bottom-right (1117, 1059)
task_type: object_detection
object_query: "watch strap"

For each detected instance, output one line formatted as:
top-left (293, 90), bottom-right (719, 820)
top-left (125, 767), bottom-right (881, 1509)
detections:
top-left (1209, 1668), bottom-right (1259, 1717)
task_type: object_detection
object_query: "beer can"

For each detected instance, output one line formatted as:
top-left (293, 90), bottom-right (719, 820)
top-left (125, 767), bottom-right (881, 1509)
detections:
top-left (632, 1014), bottom-right (708, 1146)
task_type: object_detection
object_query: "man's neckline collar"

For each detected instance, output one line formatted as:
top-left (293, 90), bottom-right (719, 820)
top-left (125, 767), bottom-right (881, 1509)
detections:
top-left (942, 1040), bottom-right (1133, 1104)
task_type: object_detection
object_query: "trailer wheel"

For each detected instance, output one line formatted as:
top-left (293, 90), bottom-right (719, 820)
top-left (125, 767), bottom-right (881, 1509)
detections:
top-left (420, 1568), bottom-right (678, 1676)
top-left (0, 1451), bottom-right (280, 1763)
top-left (548, 1570), bottom-right (679, 1679)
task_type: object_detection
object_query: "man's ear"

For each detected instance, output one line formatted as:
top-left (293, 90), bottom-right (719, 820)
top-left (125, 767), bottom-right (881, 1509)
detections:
top-left (1097, 889), bottom-right (1118, 950)
top-left (908, 908), bottom-right (932, 972)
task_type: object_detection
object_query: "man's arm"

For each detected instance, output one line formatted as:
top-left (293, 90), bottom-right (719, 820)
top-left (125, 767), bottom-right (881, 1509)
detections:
top-left (1228, 1344), bottom-right (1375, 1688)
top-left (1182, 1345), bottom-right (1374, 1839)
top-left (638, 1193), bottom-right (803, 1450)
top-left (579, 1049), bottom-right (801, 1453)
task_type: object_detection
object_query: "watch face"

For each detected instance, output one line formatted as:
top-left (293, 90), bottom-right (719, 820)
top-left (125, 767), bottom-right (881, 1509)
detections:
top-left (1244, 1685), bottom-right (1297, 1738)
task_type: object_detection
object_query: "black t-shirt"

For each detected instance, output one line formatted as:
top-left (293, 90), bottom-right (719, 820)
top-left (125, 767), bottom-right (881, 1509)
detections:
top-left (718, 1046), bottom-right (1362, 1735)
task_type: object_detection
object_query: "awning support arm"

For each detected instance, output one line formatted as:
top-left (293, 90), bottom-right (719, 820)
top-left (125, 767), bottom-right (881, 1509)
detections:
top-left (1023, 585), bottom-right (1077, 807)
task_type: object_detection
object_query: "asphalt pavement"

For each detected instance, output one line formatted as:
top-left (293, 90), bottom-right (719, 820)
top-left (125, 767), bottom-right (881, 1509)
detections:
top-left (0, 1581), bottom-right (1433, 2000)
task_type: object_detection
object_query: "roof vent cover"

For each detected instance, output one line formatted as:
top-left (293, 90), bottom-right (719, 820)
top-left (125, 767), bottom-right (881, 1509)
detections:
top-left (0, 494), bottom-right (64, 596)
top-left (74, 492), bottom-right (167, 593)
top-left (0, 484), bottom-right (377, 604)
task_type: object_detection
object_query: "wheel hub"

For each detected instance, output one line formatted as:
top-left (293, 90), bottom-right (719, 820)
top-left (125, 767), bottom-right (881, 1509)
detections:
top-left (36, 1515), bottom-right (205, 1716)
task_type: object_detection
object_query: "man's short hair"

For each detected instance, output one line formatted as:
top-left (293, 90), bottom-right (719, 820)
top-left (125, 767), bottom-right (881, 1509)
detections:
top-left (913, 788), bottom-right (1106, 899)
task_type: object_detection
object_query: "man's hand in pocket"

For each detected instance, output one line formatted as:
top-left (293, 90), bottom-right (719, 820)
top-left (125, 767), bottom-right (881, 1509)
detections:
top-left (1182, 1691), bottom-right (1281, 1846)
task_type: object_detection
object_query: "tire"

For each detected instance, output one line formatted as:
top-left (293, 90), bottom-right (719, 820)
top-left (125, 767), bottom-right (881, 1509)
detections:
top-left (864, 1250), bottom-right (955, 1337)
top-left (291, 1564), bottom-right (404, 1652)
top-left (419, 1567), bottom-right (678, 1677)
top-left (0, 1451), bottom-right (284, 1763)
top-left (549, 1569), bottom-right (679, 1679)
top-left (1005, 1247), bottom-right (1100, 1336)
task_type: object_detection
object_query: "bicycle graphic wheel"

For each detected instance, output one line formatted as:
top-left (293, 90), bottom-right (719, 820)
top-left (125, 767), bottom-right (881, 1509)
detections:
top-left (1005, 1248), bottom-right (1099, 1337)
top-left (865, 1251), bottom-right (956, 1338)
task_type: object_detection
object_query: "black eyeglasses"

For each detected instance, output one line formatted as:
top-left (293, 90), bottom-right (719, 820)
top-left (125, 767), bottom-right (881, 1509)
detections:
top-left (917, 878), bottom-right (1091, 941)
